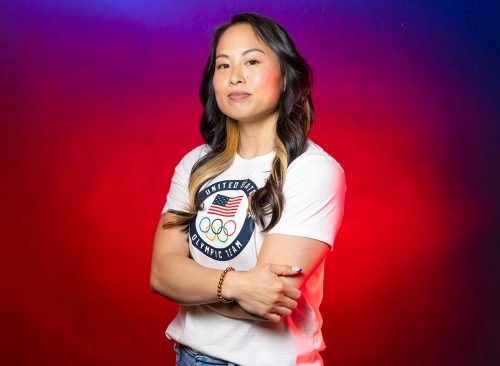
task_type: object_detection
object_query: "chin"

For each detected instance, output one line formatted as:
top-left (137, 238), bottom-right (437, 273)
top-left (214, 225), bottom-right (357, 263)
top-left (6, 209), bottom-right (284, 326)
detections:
top-left (220, 104), bottom-right (272, 123)
top-left (221, 109), bottom-right (251, 122)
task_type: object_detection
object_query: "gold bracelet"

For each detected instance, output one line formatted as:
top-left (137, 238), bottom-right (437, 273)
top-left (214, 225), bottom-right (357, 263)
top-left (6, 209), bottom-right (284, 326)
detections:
top-left (217, 266), bottom-right (235, 304)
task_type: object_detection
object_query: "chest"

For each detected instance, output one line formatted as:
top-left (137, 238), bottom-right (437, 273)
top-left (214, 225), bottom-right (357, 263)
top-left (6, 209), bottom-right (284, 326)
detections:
top-left (187, 163), bottom-right (271, 270)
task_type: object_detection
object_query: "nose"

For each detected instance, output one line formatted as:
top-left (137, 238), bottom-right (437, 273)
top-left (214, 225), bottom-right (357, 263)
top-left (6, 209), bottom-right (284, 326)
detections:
top-left (229, 65), bottom-right (245, 86)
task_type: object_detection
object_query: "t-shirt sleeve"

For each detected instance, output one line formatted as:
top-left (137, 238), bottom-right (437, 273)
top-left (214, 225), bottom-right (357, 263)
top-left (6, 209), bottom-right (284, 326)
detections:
top-left (267, 155), bottom-right (346, 250)
top-left (161, 145), bottom-right (209, 214)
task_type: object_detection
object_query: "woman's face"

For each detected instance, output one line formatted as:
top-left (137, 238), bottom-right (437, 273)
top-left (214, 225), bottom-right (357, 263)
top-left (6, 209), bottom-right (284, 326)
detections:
top-left (213, 23), bottom-right (285, 124)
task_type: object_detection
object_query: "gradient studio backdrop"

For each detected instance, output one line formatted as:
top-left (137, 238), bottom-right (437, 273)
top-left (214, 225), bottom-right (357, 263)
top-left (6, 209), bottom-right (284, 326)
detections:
top-left (2, 1), bottom-right (499, 365)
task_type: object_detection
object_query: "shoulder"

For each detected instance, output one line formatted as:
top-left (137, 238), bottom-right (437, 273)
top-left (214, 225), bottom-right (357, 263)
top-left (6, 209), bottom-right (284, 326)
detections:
top-left (287, 139), bottom-right (345, 182)
top-left (176, 143), bottom-right (211, 169)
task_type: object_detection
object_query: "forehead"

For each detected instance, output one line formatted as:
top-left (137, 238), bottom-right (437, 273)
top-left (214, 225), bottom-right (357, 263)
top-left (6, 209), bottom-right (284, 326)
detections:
top-left (216, 23), bottom-right (270, 54)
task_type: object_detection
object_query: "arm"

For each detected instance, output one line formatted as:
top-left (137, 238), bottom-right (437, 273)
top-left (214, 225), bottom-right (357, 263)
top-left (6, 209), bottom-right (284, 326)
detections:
top-left (203, 262), bottom-right (303, 321)
top-left (205, 235), bottom-right (332, 319)
top-left (213, 235), bottom-right (329, 322)
top-left (256, 156), bottom-right (347, 296)
top-left (150, 212), bottom-right (270, 320)
top-left (150, 146), bottom-right (280, 319)
top-left (211, 157), bottom-right (346, 319)
top-left (150, 212), bottom-right (235, 306)
top-left (256, 233), bottom-right (330, 289)
top-left (199, 237), bottom-right (329, 321)
top-left (205, 300), bottom-right (268, 321)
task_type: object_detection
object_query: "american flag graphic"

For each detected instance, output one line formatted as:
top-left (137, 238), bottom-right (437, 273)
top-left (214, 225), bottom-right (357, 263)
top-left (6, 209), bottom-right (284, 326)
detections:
top-left (207, 194), bottom-right (243, 217)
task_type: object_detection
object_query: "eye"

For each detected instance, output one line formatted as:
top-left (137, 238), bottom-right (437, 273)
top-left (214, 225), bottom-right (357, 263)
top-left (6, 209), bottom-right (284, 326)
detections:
top-left (216, 59), bottom-right (259, 70)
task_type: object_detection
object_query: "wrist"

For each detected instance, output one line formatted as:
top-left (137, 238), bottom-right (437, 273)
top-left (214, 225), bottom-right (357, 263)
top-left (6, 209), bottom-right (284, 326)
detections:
top-left (221, 270), bottom-right (243, 301)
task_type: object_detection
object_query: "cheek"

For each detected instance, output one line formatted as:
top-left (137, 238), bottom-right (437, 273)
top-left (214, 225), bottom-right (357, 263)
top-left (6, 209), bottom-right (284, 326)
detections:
top-left (259, 70), bottom-right (281, 103)
top-left (212, 75), bottom-right (225, 102)
top-left (212, 75), bottom-right (221, 93)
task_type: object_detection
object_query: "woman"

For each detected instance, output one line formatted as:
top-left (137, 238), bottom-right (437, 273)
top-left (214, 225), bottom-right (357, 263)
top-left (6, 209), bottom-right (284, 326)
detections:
top-left (150, 12), bottom-right (346, 366)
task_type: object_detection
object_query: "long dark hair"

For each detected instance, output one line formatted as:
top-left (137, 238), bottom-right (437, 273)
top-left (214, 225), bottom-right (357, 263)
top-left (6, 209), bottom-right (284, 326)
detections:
top-left (163, 12), bottom-right (314, 232)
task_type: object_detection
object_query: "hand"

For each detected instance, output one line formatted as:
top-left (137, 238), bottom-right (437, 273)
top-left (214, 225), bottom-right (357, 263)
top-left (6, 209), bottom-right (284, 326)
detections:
top-left (224, 264), bottom-right (302, 322)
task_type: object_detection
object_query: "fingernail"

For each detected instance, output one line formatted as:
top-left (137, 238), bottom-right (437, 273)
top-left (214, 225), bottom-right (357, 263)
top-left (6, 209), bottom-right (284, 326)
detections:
top-left (292, 266), bottom-right (302, 273)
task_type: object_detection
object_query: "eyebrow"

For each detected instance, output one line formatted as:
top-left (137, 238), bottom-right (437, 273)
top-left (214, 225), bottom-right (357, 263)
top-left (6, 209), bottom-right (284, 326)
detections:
top-left (215, 48), bottom-right (266, 60)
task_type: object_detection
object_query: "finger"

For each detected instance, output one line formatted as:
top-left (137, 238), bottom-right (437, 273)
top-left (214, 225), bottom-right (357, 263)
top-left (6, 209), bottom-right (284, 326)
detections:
top-left (268, 264), bottom-right (302, 276)
top-left (265, 313), bottom-right (282, 322)
top-left (277, 296), bottom-right (298, 310)
top-left (274, 305), bottom-right (293, 317)
top-left (283, 283), bottom-right (302, 300)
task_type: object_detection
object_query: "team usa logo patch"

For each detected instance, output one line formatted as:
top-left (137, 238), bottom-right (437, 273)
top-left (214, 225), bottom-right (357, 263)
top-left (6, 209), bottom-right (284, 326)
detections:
top-left (189, 179), bottom-right (258, 261)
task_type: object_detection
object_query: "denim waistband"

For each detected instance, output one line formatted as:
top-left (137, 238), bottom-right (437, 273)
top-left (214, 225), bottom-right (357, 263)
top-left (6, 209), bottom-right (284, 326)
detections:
top-left (173, 341), bottom-right (239, 365)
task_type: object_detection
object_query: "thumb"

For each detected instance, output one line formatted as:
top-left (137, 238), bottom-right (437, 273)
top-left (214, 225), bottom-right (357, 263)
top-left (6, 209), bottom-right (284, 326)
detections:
top-left (268, 264), bottom-right (302, 276)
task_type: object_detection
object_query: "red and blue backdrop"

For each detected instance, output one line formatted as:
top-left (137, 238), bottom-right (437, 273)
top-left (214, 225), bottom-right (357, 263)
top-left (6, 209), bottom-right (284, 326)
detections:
top-left (1, 1), bottom-right (499, 365)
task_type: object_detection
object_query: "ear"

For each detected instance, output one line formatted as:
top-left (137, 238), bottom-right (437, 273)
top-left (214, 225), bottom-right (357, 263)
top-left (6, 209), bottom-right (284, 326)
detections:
top-left (282, 76), bottom-right (286, 92)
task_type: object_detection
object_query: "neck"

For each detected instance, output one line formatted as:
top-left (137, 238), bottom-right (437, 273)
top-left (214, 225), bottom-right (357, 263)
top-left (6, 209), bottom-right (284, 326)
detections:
top-left (236, 111), bottom-right (278, 159)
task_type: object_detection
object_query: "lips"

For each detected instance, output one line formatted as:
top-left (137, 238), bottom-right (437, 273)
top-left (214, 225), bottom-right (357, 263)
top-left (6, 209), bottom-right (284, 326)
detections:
top-left (228, 91), bottom-right (251, 101)
top-left (228, 91), bottom-right (251, 97)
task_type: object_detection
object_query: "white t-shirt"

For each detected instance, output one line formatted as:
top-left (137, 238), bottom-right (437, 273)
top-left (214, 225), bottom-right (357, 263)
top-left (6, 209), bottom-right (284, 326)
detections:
top-left (161, 139), bottom-right (346, 366)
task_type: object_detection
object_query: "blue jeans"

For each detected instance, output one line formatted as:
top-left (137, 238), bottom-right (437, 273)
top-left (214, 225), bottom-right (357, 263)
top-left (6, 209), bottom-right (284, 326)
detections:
top-left (173, 341), bottom-right (239, 366)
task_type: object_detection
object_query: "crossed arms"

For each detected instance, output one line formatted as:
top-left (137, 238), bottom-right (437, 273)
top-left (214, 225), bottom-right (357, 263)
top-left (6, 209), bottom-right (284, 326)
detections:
top-left (149, 212), bottom-right (330, 321)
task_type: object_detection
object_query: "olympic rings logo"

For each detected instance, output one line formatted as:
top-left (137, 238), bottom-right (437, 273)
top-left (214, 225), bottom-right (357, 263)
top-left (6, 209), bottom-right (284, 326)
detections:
top-left (199, 217), bottom-right (237, 243)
